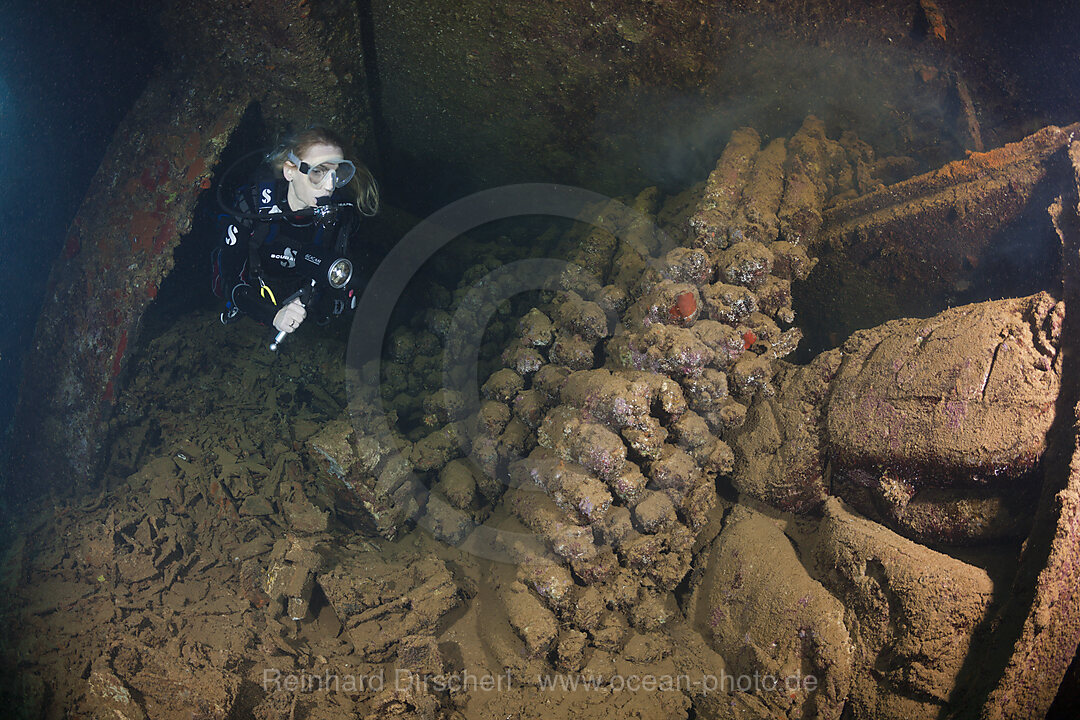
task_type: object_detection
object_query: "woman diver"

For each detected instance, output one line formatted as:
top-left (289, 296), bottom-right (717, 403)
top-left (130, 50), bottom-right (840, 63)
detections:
top-left (215, 126), bottom-right (379, 347)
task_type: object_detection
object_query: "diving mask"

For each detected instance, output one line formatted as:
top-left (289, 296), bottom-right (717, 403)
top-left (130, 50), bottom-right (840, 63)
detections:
top-left (287, 151), bottom-right (356, 188)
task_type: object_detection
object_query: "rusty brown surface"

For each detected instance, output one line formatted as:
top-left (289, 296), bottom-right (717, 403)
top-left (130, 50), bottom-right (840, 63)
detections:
top-left (820, 122), bottom-right (1080, 245)
top-left (965, 140), bottom-right (1080, 720)
top-left (797, 123), bottom-right (1078, 354)
top-left (6, 0), bottom-right (373, 496)
top-left (800, 123), bottom-right (1080, 715)
top-left (6, 73), bottom-right (247, 496)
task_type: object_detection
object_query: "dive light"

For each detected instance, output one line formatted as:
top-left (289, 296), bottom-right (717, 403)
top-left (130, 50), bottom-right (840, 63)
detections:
top-left (269, 251), bottom-right (355, 351)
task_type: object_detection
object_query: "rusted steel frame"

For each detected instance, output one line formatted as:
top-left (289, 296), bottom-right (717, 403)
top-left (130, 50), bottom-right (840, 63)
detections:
top-left (818, 123), bottom-right (1080, 263)
top-left (965, 140), bottom-right (1080, 720)
top-left (5, 74), bottom-right (247, 495)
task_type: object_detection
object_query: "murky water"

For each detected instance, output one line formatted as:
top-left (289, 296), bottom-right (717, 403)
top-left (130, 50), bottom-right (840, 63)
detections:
top-left (3, 2), bottom-right (1080, 718)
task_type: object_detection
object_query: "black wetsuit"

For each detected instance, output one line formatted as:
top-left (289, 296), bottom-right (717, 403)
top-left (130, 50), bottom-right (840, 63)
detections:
top-left (218, 180), bottom-right (362, 327)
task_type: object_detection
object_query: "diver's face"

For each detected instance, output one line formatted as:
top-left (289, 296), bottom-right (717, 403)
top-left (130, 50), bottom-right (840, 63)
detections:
top-left (284, 142), bottom-right (344, 210)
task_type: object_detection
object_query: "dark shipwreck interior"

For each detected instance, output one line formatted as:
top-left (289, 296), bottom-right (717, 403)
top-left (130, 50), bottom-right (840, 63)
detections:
top-left (2, 0), bottom-right (1080, 718)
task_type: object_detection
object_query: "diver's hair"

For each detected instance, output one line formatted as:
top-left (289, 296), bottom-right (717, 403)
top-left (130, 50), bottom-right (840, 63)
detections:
top-left (347, 163), bottom-right (380, 218)
top-left (267, 125), bottom-right (380, 217)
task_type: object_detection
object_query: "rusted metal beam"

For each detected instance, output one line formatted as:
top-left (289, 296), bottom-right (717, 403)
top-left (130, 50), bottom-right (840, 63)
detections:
top-left (821, 123), bottom-right (1080, 249)
top-left (5, 74), bottom-right (247, 496)
top-left (963, 139), bottom-right (1080, 720)
top-left (796, 122), bottom-right (1080, 354)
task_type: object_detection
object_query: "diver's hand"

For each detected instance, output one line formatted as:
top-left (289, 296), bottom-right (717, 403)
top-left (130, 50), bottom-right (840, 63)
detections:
top-left (273, 298), bottom-right (307, 334)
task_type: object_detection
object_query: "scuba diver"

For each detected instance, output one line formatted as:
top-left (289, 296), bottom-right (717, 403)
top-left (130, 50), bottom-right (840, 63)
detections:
top-left (214, 126), bottom-right (379, 348)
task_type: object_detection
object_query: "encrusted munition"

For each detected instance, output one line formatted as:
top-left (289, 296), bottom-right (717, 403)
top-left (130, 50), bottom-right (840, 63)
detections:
top-left (309, 119), bottom-right (1080, 718)
top-left (463, 117), bottom-right (873, 703)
